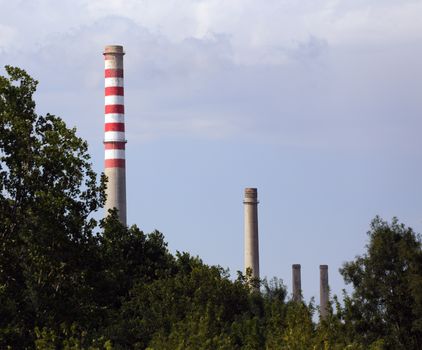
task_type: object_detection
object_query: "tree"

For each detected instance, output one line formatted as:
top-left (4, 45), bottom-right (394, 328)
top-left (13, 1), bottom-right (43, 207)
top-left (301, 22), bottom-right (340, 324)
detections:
top-left (340, 216), bottom-right (422, 349)
top-left (262, 278), bottom-right (287, 349)
top-left (280, 301), bottom-right (315, 350)
top-left (114, 253), bottom-right (251, 349)
top-left (0, 66), bottom-right (106, 347)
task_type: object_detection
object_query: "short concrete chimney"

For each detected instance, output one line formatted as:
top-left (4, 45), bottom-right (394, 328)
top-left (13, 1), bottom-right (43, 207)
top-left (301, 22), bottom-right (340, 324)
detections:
top-left (320, 265), bottom-right (329, 319)
top-left (292, 264), bottom-right (302, 302)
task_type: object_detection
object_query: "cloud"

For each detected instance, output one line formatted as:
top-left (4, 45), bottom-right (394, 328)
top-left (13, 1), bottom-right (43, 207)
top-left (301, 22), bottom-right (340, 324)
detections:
top-left (0, 24), bottom-right (17, 50)
top-left (3, 0), bottom-right (422, 53)
top-left (0, 1), bottom-right (421, 155)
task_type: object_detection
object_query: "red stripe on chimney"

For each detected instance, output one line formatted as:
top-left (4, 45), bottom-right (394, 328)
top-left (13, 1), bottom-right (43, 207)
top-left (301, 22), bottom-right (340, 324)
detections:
top-left (105, 105), bottom-right (124, 114)
top-left (104, 142), bottom-right (126, 150)
top-left (105, 159), bottom-right (126, 168)
top-left (105, 87), bottom-right (124, 96)
top-left (105, 69), bottom-right (124, 78)
top-left (105, 123), bottom-right (125, 132)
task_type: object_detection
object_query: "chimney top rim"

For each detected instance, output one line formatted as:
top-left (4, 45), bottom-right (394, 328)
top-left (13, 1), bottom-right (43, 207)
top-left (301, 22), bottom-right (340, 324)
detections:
top-left (104, 45), bottom-right (125, 55)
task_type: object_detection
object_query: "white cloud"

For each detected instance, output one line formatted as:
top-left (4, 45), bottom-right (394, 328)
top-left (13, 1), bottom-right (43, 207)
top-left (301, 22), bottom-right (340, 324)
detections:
top-left (0, 24), bottom-right (16, 49)
top-left (0, 1), bottom-right (421, 153)
top-left (318, 0), bottom-right (422, 46)
top-left (2, 0), bottom-right (422, 56)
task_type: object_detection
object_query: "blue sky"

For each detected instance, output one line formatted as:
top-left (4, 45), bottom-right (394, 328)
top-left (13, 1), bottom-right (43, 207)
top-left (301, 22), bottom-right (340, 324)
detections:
top-left (1, 0), bottom-right (421, 303)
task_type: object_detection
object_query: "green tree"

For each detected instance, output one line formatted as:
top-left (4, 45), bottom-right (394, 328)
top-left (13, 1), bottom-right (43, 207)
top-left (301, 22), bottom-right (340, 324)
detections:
top-left (115, 253), bottom-right (251, 349)
top-left (280, 300), bottom-right (315, 350)
top-left (262, 278), bottom-right (287, 349)
top-left (0, 66), bottom-right (106, 347)
top-left (96, 211), bottom-right (175, 309)
top-left (340, 216), bottom-right (422, 349)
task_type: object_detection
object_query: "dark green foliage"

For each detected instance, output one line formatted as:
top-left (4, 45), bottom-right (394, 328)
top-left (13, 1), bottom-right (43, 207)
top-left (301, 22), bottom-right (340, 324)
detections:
top-left (340, 216), bottom-right (422, 349)
top-left (112, 254), bottom-right (274, 349)
top-left (0, 66), bottom-right (106, 347)
top-left (96, 211), bottom-right (175, 310)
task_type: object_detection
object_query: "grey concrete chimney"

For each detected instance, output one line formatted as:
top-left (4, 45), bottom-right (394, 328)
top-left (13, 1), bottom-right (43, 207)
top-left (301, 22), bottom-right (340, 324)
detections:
top-left (292, 264), bottom-right (302, 302)
top-left (320, 265), bottom-right (329, 319)
top-left (244, 188), bottom-right (259, 279)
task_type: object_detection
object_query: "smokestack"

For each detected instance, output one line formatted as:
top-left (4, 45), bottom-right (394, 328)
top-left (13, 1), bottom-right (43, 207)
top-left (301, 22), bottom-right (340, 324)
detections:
top-left (320, 265), bottom-right (329, 319)
top-left (244, 188), bottom-right (259, 279)
top-left (103, 45), bottom-right (127, 225)
top-left (292, 264), bottom-right (302, 302)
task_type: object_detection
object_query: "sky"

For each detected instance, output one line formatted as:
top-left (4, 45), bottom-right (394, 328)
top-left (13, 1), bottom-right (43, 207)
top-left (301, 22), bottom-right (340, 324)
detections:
top-left (1, 0), bottom-right (422, 304)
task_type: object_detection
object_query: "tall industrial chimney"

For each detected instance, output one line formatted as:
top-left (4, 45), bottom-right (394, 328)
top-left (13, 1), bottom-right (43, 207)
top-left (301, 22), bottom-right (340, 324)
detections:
top-left (292, 264), bottom-right (302, 302)
top-left (244, 188), bottom-right (259, 279)
top-left (320, 265), bottom-right (329, 319)
top-left (103, 45), bottom-right (127, 225)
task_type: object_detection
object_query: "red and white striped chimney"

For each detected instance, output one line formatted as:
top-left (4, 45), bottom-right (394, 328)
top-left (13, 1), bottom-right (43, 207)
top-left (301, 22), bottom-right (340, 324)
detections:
top-left (103, 45), bottom-right (127, 225)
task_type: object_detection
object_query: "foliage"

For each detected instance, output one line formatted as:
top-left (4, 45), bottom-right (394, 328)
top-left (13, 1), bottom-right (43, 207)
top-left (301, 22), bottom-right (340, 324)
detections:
top-left (340, 216), bottom-right (422, 349)
top-left (281, 301), bottom-right (315, 350)
top-left (113, 253), bottom-right (260, 349)
top-left (0, 65), bottom-right (106, 347)
top-left (34, 324), bottom-right (113, 350)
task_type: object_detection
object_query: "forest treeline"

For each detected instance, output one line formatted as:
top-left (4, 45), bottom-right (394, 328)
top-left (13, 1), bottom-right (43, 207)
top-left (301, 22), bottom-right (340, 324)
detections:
top-left (1, 66), bottom-right (422, 349)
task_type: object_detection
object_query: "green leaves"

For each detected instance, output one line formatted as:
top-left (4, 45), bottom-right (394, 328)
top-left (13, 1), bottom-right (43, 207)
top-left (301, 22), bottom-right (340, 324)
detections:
top-left (0, 66), bottom-right (106, 348)
top-left (340, 216), bottom-right (422, 349)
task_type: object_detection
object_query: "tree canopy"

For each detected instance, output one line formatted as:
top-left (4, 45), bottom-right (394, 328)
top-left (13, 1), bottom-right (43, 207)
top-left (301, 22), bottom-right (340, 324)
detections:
top-left (340, 216), bottom-right (422, 349)
top-left (0, 66), bottom-right (106, 347)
